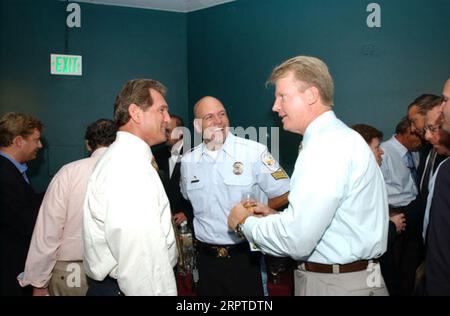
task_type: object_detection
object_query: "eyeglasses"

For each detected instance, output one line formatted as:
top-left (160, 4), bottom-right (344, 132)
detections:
top-left (424, 123), bottom-right (441, 134)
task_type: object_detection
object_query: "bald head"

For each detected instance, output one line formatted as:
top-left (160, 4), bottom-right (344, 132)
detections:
top-left (194, 96), bottom-right (223, 118)
top-left (193, 96), bottom-right (230, 148)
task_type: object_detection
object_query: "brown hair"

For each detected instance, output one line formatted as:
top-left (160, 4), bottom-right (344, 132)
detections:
top-left (114, 79), bottom-right (166, 127)
top-left (351, 124), bottom-right (383, 144)
top-left (0, 112), bottom-right (43, 147)
top-left (407, 94), bottom-right (441, 114)
top-left (84, 119), bottom-right (117, 150)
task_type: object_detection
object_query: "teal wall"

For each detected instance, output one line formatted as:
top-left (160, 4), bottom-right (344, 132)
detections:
top-left (1, 0), bottom-right (449, 191)
top-left (187, 0), bottom-right (450, 173)
top-left (0, 0), bottom-right (188, 191)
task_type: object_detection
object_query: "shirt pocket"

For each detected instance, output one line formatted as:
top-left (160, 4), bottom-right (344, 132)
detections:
top-left (222, 173), bottom-right (254, 206)
top-left (185, 177), bottom-right (205, 211)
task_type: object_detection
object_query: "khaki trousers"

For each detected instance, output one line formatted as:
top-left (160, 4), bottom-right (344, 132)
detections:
top-left (48, 261), bottom-right (88, 296)
top-left (294, 262), bottom-right (389, 296)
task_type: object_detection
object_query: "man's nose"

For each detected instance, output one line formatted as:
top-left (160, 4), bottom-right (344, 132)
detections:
top-left (272, 100), bottom-right (280, 112)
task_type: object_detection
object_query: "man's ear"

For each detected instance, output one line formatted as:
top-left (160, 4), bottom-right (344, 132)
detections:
top-left (12, 135), bottom-right (23, 148)
top-left (128, 103), bottom-right (142, 123)
top-left (193, 118), bottom-right (202, 134)
top-left (85, 140), bottom-right (93, 153)
top-left (305, 86), bottom-right (320, 105)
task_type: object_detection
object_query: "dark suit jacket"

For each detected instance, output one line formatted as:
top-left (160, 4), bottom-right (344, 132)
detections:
top-left (424, 158), bottom-right (450, 295)
top-left (153, 145), bottom-right (193, 228)
top-left (0, 155), bottom-right (43, 295)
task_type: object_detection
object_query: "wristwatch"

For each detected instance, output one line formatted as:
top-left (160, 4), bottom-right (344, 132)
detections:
top-left (235, 217), bottom-right (247, 239)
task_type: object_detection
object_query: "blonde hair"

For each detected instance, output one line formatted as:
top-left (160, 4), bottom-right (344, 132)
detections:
top-left (268, 56), bottom-right (334, 106)
top-left (0, 112), bottom-right (43, 147)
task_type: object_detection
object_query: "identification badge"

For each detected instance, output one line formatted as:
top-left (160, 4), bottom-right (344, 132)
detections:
top-left (233, 162), bottom-right (244, 175)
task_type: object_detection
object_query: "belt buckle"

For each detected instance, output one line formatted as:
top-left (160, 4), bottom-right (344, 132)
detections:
top-left (216, 246), bottom-right (230, 258)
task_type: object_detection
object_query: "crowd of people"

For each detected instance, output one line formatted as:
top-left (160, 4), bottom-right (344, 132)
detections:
top-left (1, 55), bottom-right (449, 296)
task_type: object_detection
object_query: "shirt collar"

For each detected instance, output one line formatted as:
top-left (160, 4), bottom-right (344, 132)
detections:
top-left (116, 131), bottom-right (152, 158)
top-left (90, 147), bottom-right (108, 159)
top-left (201, 131), bottom-right (235, 160)
top-left (302, 110), bottom-right (335, 147)
top-left (171, 140), bottom-right (184, 157)
top-left (0, 150), bottom-right (28, 174)
top-left (391, 135), bottom-right (408, 157)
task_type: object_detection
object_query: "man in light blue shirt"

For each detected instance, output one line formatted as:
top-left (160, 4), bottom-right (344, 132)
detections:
top-left (229, 56), bottom-right (389, 296)
top-left (181, 96), bottom-right (290, 296)
top-left (380, 117), bottom-right (422, 208)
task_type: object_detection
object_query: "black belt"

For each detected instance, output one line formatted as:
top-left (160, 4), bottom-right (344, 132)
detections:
top-left (197, 241), bottom-right (249, 258)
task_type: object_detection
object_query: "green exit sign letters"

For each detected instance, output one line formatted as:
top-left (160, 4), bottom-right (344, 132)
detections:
top-left (50, 54), bottom-right (82, 76)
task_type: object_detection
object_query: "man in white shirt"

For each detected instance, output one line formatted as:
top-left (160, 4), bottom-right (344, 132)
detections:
top-left (228, 56), bottom-right (388, 295)
top-left (83, 79), bottom-right (177, 296)
top-left (228, 55), bottom-right (389, 296)
top-left (19, 119), bottom-right (116, 296)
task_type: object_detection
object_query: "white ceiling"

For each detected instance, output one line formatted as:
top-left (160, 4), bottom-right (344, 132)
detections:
top-left (73, 0), bottom-right (236, 13)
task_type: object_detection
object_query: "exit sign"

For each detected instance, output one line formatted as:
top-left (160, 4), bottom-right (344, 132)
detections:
top-left (50, 54), bottom-right (82, 76)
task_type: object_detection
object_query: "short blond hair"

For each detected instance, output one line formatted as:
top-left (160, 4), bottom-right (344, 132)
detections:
top-left (268, 56), bottom-right (334, 106)
top-left (0, 112), bottom-right (43, 147)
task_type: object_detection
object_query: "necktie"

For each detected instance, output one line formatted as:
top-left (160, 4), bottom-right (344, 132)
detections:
top-left (22, 171), bottom-right (30, 184)
top-left (151, 156), bottom-right (159, 171)
top-left (406, 151), bottom-right (419, 188)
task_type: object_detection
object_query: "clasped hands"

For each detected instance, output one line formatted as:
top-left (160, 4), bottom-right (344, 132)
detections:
top-left (227, 201), bottom-right (277, 231)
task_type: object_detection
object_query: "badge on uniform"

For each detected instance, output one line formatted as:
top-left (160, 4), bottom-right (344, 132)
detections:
top-left (261, 152), bottom-right (278, 172)
top-left (233, 162), bottom-right (244, 175)
top-left (191, 176), bottom-right (199, 183)
top-left (271, 168), bottom-right (288, 180)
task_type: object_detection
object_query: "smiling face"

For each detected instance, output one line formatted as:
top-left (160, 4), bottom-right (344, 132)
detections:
top-left (272, 72), bottom-right (313, 135)
top-left (17, 128), bottom-right (43, 163)
top-left (194, 96), bottom-right (230, 146)
top-left (139, 88), bottom-right (171, 146)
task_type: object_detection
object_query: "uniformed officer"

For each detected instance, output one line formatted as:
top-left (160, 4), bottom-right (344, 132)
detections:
top-left (180, 96), bottom-right (289, 296)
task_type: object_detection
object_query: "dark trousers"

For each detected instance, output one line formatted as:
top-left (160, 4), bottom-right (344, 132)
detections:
top-left (196, 242), bottom-right (263, 296)
top-left (391, 199), bottom-right (424, 296)
top-left (86, 276), bottom-right (124, 296)
top-left (380, 222), bottom-right (401, 296)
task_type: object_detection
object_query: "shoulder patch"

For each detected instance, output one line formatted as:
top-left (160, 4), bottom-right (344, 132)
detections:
top-left (271, 168), bottom-right (288, 180)
top-left (261, 151), bottom-right (278, 172)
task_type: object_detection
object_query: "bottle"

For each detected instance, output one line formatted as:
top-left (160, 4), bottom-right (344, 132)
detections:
top-left (179, 221), bottom-right (194, 274)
